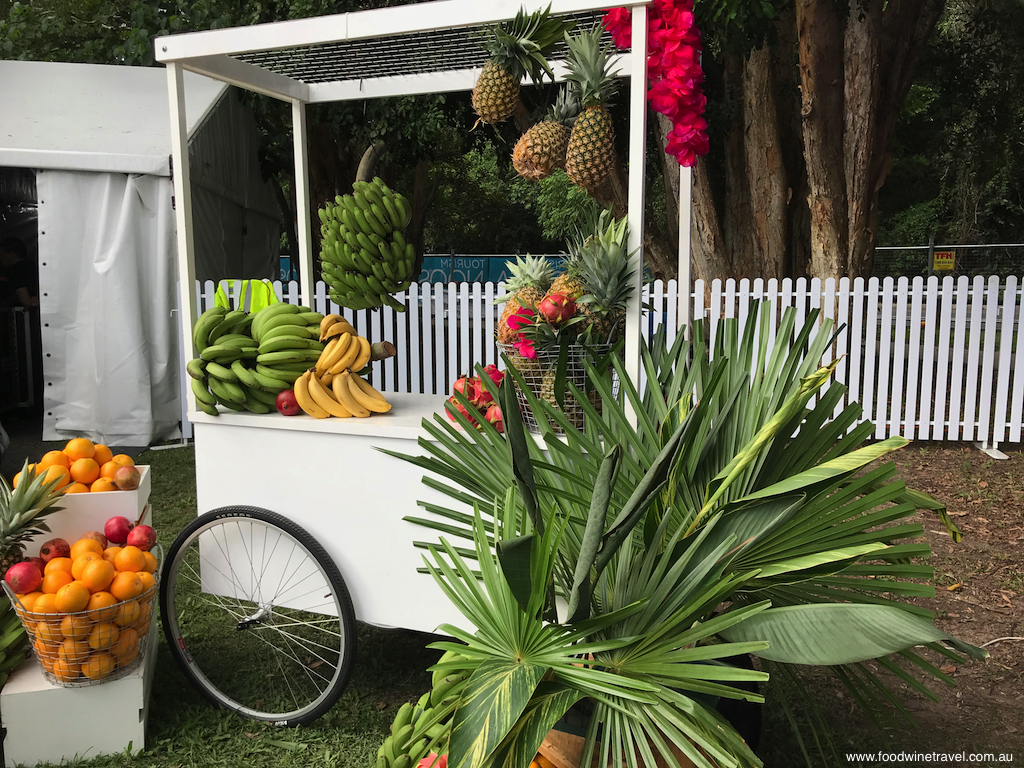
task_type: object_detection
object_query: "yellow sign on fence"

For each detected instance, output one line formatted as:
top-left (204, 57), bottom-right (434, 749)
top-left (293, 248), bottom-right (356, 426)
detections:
top-left (933, 250), bottom-right (956, 271)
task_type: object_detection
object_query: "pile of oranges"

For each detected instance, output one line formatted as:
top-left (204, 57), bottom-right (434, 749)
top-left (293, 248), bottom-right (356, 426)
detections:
top-left (13, 438), bottom-right (136, 494)
top-left (14, 537), bottom-right (158, 684)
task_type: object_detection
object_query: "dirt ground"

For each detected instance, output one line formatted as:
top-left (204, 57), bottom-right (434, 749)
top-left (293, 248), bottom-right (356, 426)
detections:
top-left (763, 443), bottom-right (1024, 766)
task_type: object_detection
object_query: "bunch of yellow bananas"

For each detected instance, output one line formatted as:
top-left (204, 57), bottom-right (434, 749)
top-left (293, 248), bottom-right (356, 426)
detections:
top-left (293, 314), bottom-right (394, 419)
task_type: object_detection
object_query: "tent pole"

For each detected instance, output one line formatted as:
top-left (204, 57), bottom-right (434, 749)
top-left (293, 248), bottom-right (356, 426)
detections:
top-left (623, 2), bottom-right (648, 428)
top-left (167, 63), bottom-right (199, 426)
top-left (678, 164), bottom-right (692, 340)
top-left (292, 100), bottom-right (315, 308)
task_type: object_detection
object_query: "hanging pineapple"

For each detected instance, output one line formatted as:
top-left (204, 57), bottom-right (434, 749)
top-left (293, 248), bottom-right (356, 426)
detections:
top-left (563, 27), bottom-right (621, 191)
top-left (471, 5), bottom-right (574, 127)
top-left (512, 88), bottom-right (580, 181)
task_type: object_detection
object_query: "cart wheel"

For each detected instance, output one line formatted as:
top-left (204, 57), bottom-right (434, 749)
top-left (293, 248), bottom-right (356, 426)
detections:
top-left (160, 506), bottom-right (356, 726)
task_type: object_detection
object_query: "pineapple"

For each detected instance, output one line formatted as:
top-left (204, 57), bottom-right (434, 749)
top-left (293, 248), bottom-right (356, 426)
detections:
top-left (496, 255), bottom-right (554, 343)
top-left (547, 250), bottom-right (587, 301)
top-left (563, 27), bottom-right (621, 191)
top-left (0, 462), bottom-right (66, 574)
top-left (512, 88), bottom-right (580, 181)
top-left (472, 7), bottom-right (574, 127)
top-left (577, 210), bottom-right (635, 341)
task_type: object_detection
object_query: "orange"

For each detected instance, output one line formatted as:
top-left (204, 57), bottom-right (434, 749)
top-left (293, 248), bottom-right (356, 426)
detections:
top-left (90, 478), bottom-right (118, 493)
top-left (33, 639), bottom-right (58, 666)
top-left (18, 592), bottom-right (43, 612)
top-left (39, 464), bottom-right (71, 490)
top-left (141, 551), bottom-right (158, 574)
top-left (12, 464), bottom-right (37, 488)
top-left (38, 450), bottom-right (71, 470)
top-left (32, 593), bottom-right (59, 615)
top-left (44, 557), bottom-right (73, 577)
top-left (87, 592), bottom-right (118, 621)
top-left (70, 539), bottom-right (103, 560)
top-left (81, 559), bottom-right (115, 593)
top-left (60, 614), bottom-right (92, 640)
top-left (52, 658), bottom-right (80, 682)
top-left (63, 438), bottom-right (95, 461)
top-left (114, 546), bottom-right (146, 573)
top-left (102, 546), bottom-right (123, 564)
top-left (109, 572), bottom-right (143, 601)
top-left (137, 572), bottom-right (156, 594)
top-left (82, 652), bottom-right (115, 680)
top-left (69, 458), bottom-right (100, 485)
top-left (40, 571), bottom-right (73, 594)
top-left (111, 626), bottom-right (139, 666)
top-left (65, 482), bottom-right (90, 494)
top-left (54, 581), bottom-right (90, 613)
top-left (57, 638), bottom-right (90, 665)
top-left (134, 603), bottom-right (152, 636)
top-left (92, 444), bottom-right (113, 466)
top-left (113, 600), bottom-right (141, 627)
top-left (110, 454), bottom-right (135, 468)
top-left (87, 622), bottom-right (119, 651)
top-left (71, 551), bottom-right (102, 579)
top-left (36, 621), bottom-right (64, 645)
top-left (99, 461), bottom-right (120, 480)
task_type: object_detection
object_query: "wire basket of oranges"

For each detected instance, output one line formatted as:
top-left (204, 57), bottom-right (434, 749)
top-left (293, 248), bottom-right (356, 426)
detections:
top-left (4, 539), bottom-right (160, 688)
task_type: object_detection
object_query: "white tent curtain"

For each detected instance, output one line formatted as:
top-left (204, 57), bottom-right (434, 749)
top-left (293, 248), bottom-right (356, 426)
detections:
top-left (37, 170), bottom-right (180, 445)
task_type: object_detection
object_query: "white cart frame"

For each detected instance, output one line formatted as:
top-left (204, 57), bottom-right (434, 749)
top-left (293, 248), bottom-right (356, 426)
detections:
top-left (156, 0), bottom-right (690, 637)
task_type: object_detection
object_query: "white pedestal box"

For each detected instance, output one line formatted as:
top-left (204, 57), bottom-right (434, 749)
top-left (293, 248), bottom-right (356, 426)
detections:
top-left (1, 613), bottom-right (159, 767)
top-left (2, 465), bottom-right (156, 766)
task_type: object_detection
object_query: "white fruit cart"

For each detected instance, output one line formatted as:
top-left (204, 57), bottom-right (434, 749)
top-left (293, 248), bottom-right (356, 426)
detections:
top-left (155, 0), bottom-right (687, 727)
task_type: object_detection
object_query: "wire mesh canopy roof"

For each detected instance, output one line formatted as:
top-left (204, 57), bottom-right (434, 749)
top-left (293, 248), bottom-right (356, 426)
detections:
top-left (234, 11), bottom-right (611, 85)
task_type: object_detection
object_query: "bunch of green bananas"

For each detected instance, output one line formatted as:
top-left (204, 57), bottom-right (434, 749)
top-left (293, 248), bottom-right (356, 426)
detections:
top-left (377, 651), bottom-right (471, 768)
top-left (0, 596), bottom-right (29, 689)
top-left (188, 304), bottom-right (325, 415)
top-left (318, 177), bottom-right (416, 312)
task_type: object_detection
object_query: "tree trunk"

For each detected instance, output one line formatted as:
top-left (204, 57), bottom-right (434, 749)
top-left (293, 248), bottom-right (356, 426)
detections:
top-left (409, 159), bottom-right (435, 278)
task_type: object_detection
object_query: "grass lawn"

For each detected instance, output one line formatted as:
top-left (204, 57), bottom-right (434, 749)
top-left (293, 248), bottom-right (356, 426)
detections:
top-left (22, 443), bottom-right (1024, 768)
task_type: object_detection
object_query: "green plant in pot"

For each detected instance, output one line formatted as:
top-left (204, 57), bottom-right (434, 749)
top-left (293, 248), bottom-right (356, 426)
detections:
top-left (381, 304), bottom-right (985, 768)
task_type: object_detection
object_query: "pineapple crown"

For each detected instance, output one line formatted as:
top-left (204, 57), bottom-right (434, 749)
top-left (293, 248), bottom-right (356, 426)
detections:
top-left (0, 460), bottom-right (66, 557)
top-left (545, 87), bottom-right (581, 127)
top-left (575, 210), bottom-right (636, 329)
top-left (502, 255), bottom-right (555, 295)
top-left (564, 26), bottom-right (621, 108)
top-left (482, 5), bottom-right (576, 83)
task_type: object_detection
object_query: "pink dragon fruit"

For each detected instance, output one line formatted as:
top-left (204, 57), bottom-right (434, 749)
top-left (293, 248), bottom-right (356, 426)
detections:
top-left (537, 292), bottom-right (576, 324)
top-left (484, 403), bottom-right (504, 432)
top-left (445, 395), bottom-right (477, 425)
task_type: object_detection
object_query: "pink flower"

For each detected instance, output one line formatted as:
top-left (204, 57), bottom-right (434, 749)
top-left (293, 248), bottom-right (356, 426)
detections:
top-left (602, 8), bottom-right (631, 48)
top-left (513, 339), bottom-right (537, 360)
top-left (507, 307), bottom-right (534, 333)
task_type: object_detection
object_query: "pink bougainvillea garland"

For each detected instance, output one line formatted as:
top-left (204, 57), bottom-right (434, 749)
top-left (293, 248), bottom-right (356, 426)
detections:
top-left (603, 0), bottom-right (709, 167)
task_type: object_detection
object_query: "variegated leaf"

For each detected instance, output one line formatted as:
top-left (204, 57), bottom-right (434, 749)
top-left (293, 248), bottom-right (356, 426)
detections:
top-left (480, 682), bottom-right (584, 768)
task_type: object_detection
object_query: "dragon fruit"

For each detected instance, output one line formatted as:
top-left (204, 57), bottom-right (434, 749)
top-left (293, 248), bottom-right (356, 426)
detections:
top-left (537, 292), bottom-right (576, 324)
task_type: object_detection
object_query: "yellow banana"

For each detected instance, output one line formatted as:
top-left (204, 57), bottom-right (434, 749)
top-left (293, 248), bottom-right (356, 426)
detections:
top-left (324, 320), bottom-right (357, 340)
top-left (352, 372), bottom-right (389, 403)
top-left (294, 370), bottom-right (330, 418)
top-left (330, 334), bottom-right (362, 374)
top-left (316, 332), bottom-right (351, 375)
top-left (347, 374), bottom-right (392, 413)
top-left (321, 371), bottom-right (335, 387)
top-left (333, 372), bottom-right (370, 417)
top-left (320, 313), bottom-right (343, 339)
top-left (350, 335), bottom-right (372, 372)
top-left (308, 371), bottom-right (352, 417)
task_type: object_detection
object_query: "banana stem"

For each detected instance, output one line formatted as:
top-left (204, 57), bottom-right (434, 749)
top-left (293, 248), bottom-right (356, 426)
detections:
top-left (370, 341), bottom-right (396, 362)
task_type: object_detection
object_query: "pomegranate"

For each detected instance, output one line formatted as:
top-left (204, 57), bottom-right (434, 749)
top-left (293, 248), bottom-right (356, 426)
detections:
top-left (276, 389), bottom-right (301, 416)
top-left (104, 516), bottom-right (133, 545)
top-left (113, 465), bottom-right (142, 491)
top-left (4, 561), bottom-right (41, 594)
top-left (126, 524), bottom-right (157, 551)
top-left (81, 530), bottom-right (108, 549)
top-left (537, 292), bottom-right (576, 324)
top-left (38, 538), bottom-right (70, 563)
top-left (484, 404), bottom-right (504, 433)
top-left (25, 556), bottom-right (46, 574)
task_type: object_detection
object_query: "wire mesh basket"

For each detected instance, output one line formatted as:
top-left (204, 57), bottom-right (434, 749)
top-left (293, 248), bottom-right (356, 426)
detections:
top-left (498, 342), bottom-right (619, 433)
top-left (4, 553), bottom-right (159, 688)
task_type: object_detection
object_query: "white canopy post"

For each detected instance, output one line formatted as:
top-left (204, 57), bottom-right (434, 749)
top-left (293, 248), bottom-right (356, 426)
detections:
top-left (624, 1), bottom-right (649, 425)
top-left (292, 100), bottom-right (315, 307)
top-left (678, 164), bottom-right (692, 338)
top-left (168, 63), bottom-right (199, 368)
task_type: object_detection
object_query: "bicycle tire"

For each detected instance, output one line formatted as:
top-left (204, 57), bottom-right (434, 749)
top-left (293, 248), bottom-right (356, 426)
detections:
top-left (160, 506), bottom-right (356, 726)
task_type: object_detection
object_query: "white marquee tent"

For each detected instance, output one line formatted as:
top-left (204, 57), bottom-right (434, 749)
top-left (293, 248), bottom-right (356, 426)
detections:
top-left (0, 60), bottom-right (281, 445)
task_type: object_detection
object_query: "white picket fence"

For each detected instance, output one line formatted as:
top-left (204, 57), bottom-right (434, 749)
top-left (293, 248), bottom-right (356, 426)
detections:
top-left (193, 275), bottom-right (1024, 452)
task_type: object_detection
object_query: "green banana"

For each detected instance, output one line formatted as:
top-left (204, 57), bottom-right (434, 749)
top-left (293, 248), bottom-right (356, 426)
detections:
top-left (251, 369), bottom-right (293, 391)
top-left (251, 303), bottom-right (301, 341)
top-left (429, 673), bottom-right (466, 707)
top-left (245, 386), bottom-right (279, 407)
top-left (207, 310), bottom-right (248, 344)
top-left (258, 313), bottom-right (308, 337)
top-left (369, 204), bottom-right (392, 234)
top-left (242, 393), bottom-right (272, 413)
top-left (354, 206), bottom-right (385, 238)
top-left (381, 197), bottom-right (403, 230)
top-left (213, 395), bottom-right (246, 412)
top-left (186, 358), bottom-right (207, 380)
top-left (318, 208), bottom-right (328, 225)
top-left (193, 306), bottom-right (227, 351)
top-left (258, 337), bottom-right (324, 355)
top-left (191, 377), bottom-right (217, 406)
top-left (407, 738), bottom-right (430, 766)
top-left (205, 361), bottom-right (239, 382)
top-left (208, 376), bottom-right (247, 404)
top-left (230, 359), bottom-right (261, 389)
top-left (296, 311), bottom-right (325, 325)
top-left (260, 323), bottom-right (317, 342)
top-left (201, 344), bottom-right (258, 364)
top-left (195, 398), bottom-right (219, 416)
top-left (377, 757), bottom-right (389, 768)
top-left (391, 755), bottom-right (411, 768)
top-left (256, 349), bottom-right (322, 366)
top-left (0, 651), bottom-right (26, 674)
top-left (393, 195), bottom-right (411, 229)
